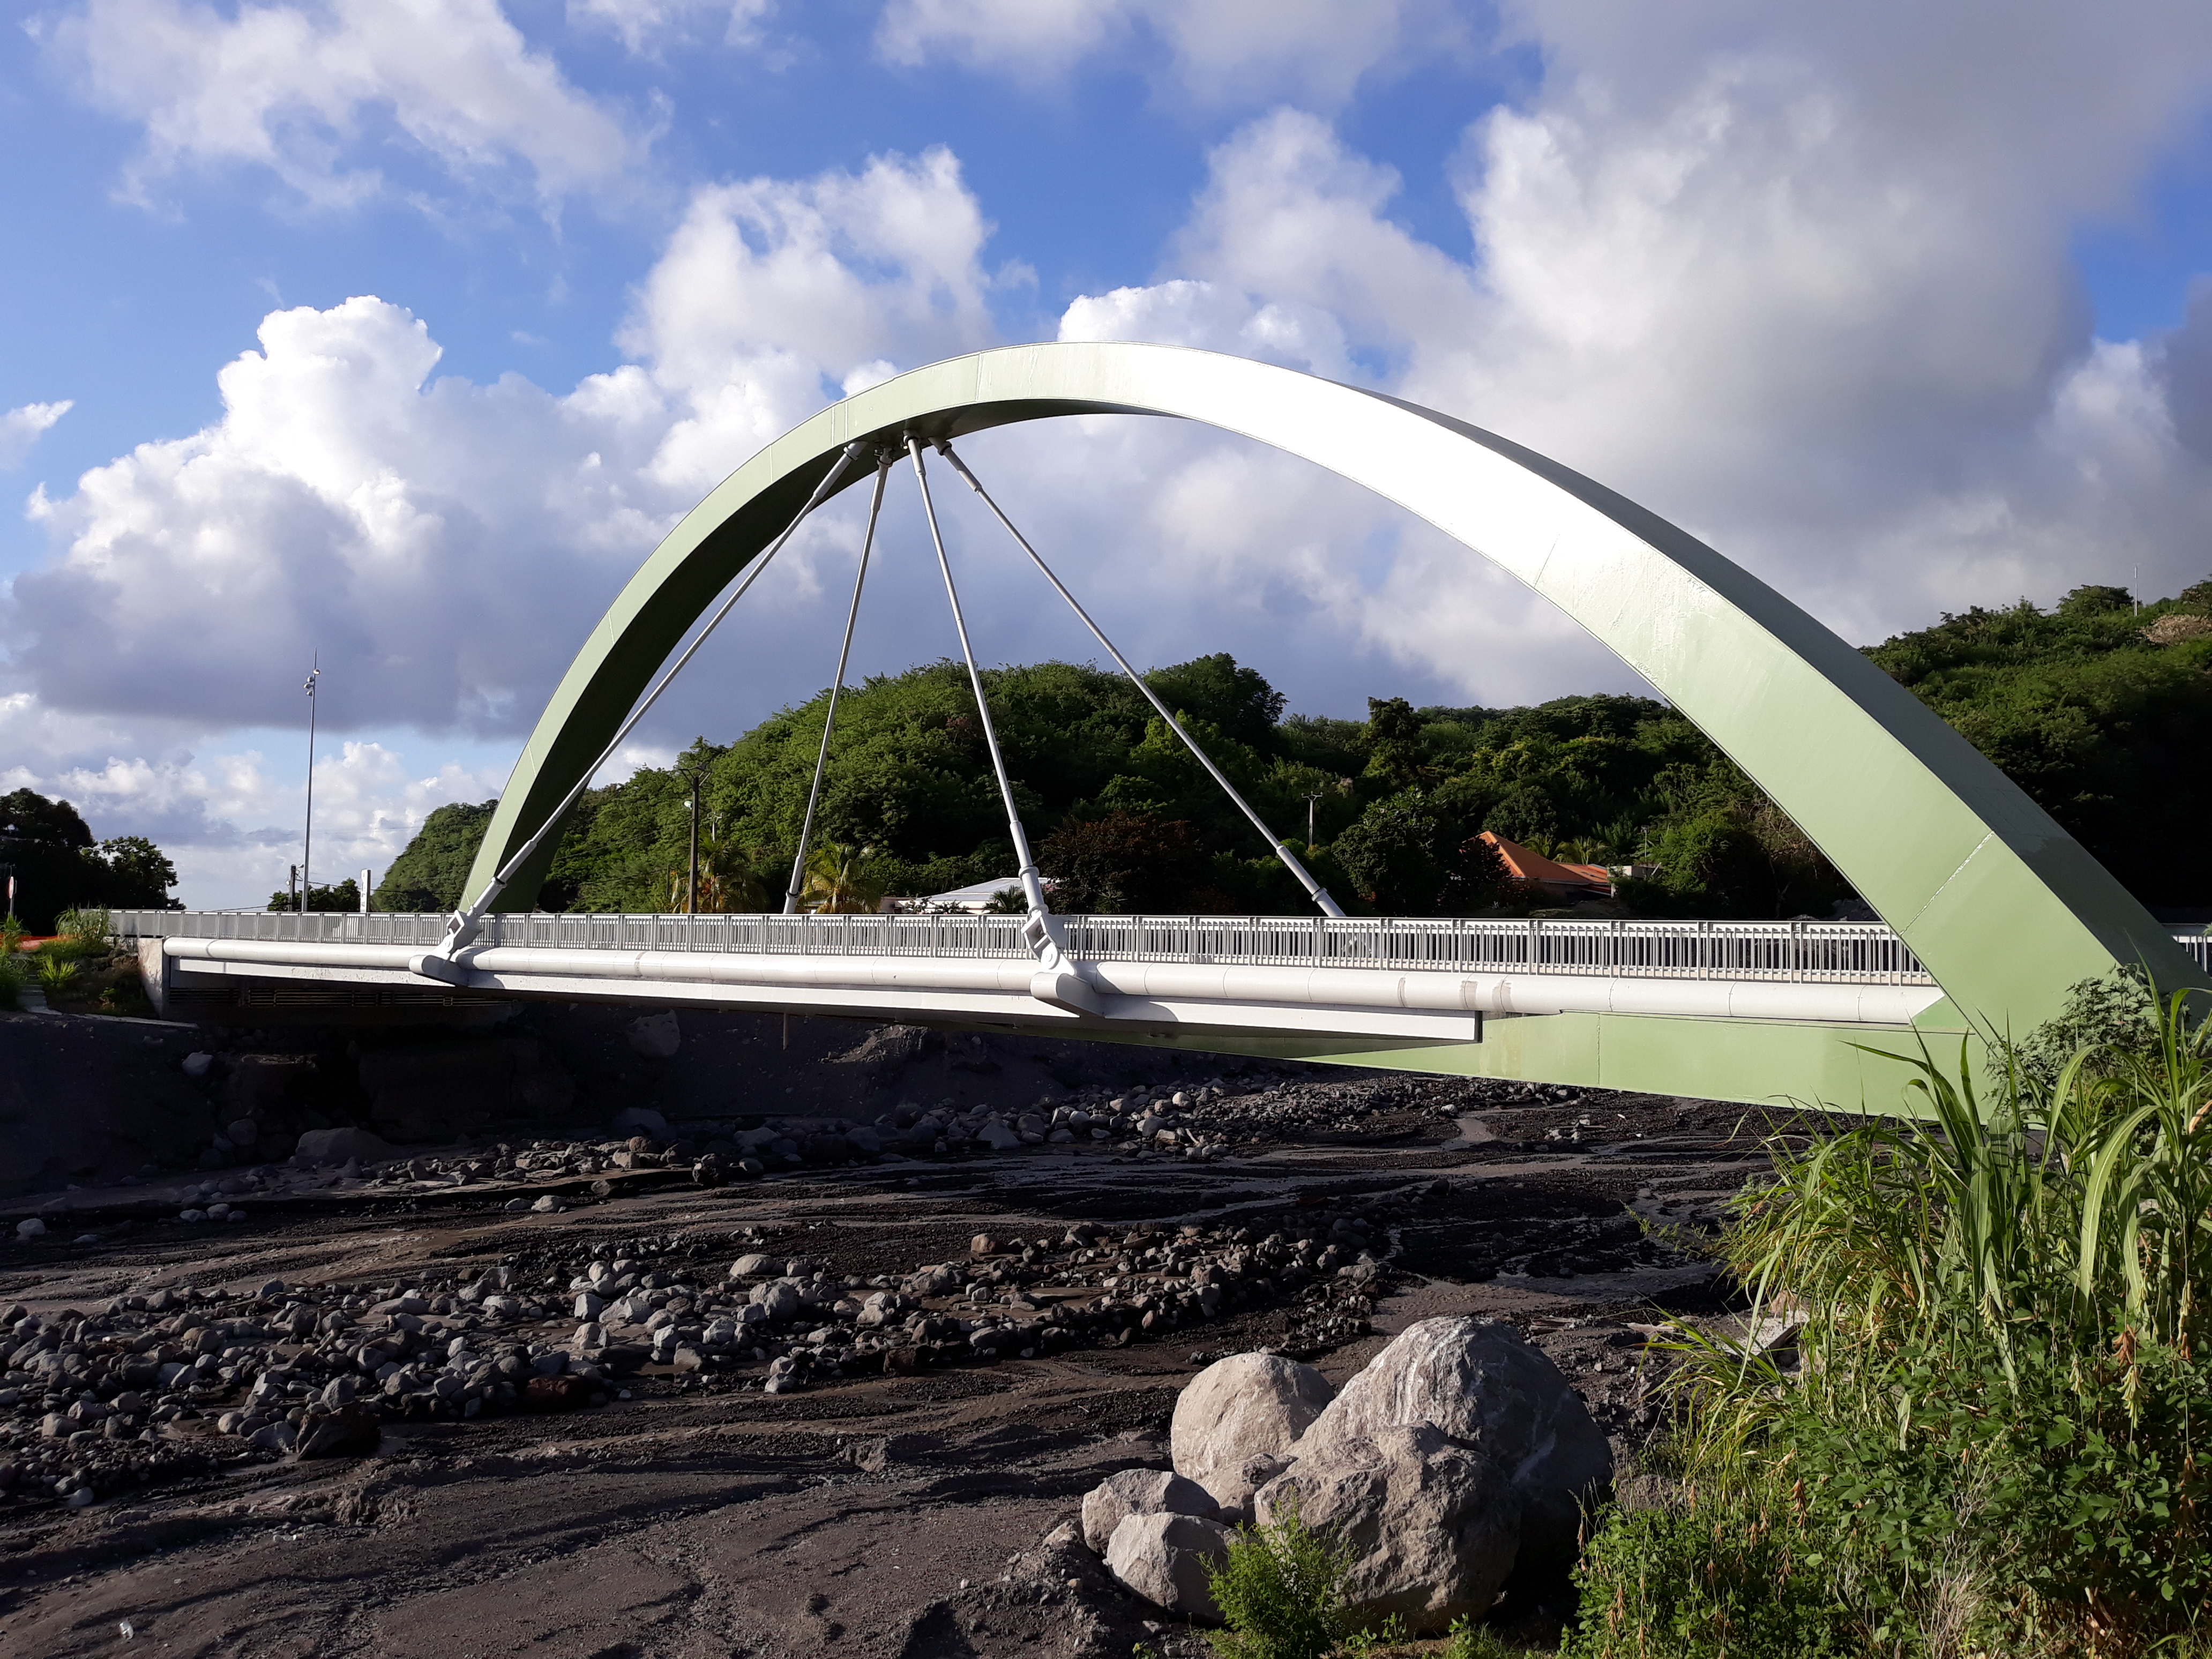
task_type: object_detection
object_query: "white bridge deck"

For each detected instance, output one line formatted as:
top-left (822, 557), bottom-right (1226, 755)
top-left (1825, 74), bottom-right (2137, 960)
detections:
top-left (115, 908), bottom-right (1985, 1044)
top-left (119, 908), bottom-right (2212, 1051)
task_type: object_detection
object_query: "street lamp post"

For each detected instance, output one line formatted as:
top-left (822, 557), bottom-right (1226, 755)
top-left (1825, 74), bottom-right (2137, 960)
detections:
top-left (681, 761), bottom-right (707, 915)
top-left (299, 657), bottom-right (320, 913)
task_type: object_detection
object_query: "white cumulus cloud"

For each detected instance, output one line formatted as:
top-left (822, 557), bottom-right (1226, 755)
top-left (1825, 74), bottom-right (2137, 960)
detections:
top-left (45, 0), bottom-right (641, 207)
top-left (876, 0), bottom-right (1470, 106)
top-left (0, 401), bottom-right (72, 470)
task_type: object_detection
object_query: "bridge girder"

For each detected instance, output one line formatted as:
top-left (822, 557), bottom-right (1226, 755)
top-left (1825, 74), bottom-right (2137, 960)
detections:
top-left (464, 342), bottom-right (2200, 1107)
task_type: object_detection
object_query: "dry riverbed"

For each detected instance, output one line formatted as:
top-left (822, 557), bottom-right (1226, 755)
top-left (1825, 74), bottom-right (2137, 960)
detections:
top-left (0, 1055), bottom-right (1793, 1657)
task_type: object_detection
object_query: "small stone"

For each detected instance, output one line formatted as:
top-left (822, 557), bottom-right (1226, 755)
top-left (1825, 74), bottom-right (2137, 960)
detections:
top-left (14, 1219), bottom-right (45, 1239)
top-left (181, 1051), bottom-right (213, 1080)
top-left (531, 1195), bottom-right (564, 1214)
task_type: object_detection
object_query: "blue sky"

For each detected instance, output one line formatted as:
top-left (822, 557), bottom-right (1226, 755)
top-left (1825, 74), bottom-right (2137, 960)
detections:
top-left (9, 0), bottom-right (2212, 907)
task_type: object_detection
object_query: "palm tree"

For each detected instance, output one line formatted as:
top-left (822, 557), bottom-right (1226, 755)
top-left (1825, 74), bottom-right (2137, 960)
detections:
top-left (666, 836), bottom-right (774, 913)
top-left (797, 842), bottom-right (886, 914)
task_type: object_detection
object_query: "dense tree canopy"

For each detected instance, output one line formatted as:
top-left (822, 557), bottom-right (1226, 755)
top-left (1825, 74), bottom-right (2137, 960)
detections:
top-left (0, 789), bottom-right (181, 931)
top-left (371, 581), bottom-right (2212, 921)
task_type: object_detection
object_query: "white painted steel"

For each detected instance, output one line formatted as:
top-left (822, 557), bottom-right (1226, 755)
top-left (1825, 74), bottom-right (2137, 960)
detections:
top-left (117, 908), bottom-right (1950, 981)
top-left (161, 935), bottom-right (1943, 1030)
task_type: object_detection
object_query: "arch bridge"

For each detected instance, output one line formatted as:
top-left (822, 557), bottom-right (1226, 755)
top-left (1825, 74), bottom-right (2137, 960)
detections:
top-left (118, 343), bottom-right (2206, 1110)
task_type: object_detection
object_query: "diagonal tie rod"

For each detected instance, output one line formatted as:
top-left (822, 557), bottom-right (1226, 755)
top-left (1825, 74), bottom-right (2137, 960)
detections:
top-left (785, 452), bottom-right (892, 912)
top-left (424, 441), bottom-right (866, 965)
top-left (934, 439), bottom-right (1346, 918)
top-left (908, 436), bottom-right (1051, 919)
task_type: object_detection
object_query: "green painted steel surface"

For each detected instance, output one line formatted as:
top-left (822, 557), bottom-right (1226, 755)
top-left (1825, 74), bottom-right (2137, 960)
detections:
top-left (465, 342), bottom-right (2201, 1104)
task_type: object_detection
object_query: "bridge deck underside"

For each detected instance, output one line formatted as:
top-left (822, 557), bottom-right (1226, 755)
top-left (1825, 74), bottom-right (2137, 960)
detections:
top-left (122, 912), bottom-right (2211, 1109)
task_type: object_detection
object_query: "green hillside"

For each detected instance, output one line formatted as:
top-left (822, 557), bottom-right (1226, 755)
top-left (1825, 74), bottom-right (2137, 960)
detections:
top-left (372, 581), bottom-right (2212, 922)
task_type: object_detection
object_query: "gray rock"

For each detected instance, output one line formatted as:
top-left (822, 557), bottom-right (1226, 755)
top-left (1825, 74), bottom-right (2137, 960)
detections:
top-left (15, 1219), bottom-right (45, 1240)
top-left (729, 1253), bottom-right (776, 1279)
top-left (1297, 1316), bottom-right (1610, 1571)
top-left (977, 1122), bottom-right (1022, 1152)
top-left (1104, 1511), bottom-right (1237, 1621)
top-left (751, 1280), bottom-right (803, 1321)
top-left (1080, 1467), bottom-right (1220, 1555)
top-left (1171, 1352), bottom-right (1334, 1514)
top-left (530, 1194), bottom-right (564, 1214)
top-left (182, 1051), bottom-right (214, 1080)
top-left (625, 1012), bottom-right (680, 1059)
top-left (295, 1127), bottom-right (395, 1166)
top-left (225, 1118), bottom-right (259, 1146)
top-left (1256, 1423), bottom-right (1519, 1634)
top-left (293, 1404), bottom-right (381, 1459)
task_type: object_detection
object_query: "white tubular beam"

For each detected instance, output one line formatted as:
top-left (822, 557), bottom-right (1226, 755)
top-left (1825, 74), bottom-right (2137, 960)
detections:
top-left (907, 438), bottom-right (1051, 928)
top-left (442, 440), bottom-right (865, 952)
top-left (166, 937), bottom-right (1941, 1028)
top-left (936, 440), bottom-right (1346, 920)
top-left (786, 454), bottom-right (892, 913)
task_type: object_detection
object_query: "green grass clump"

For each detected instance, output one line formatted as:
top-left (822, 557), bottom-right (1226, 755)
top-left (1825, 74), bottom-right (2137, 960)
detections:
top-left (1571, 974), bottom-right (2212, 1657)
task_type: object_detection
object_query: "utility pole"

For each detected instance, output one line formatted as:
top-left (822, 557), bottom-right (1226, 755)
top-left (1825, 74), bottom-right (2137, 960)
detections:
top-left (681, 760), bottom-right (706, 915)
top-left (299, 656), bottom-right (320, 913)
top-left (1302, 790), bottom-right (1324, 848)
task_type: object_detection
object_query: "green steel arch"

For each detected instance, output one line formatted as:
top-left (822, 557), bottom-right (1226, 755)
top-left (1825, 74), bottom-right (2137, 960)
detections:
top-left (465, 342), bottom-right (2200, 1105)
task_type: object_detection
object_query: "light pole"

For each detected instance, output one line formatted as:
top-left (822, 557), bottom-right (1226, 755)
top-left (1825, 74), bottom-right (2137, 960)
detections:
top-left (680, 759), bottom-right (707, 915)
top-left (300, 657), bottom-right (320, 913)
top-left (1302, 790), bottom-right (1324, 848)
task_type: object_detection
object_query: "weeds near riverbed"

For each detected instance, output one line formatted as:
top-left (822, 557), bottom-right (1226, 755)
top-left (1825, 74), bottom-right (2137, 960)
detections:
top-left (1567, 973), bottom-right (2212, 1658)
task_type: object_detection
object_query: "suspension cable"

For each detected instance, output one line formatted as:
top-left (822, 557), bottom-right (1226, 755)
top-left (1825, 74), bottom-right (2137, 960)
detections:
top-left (935, 439), bottom-right (1346, 919)
top-left (443, 441), bottom-right (866, 946)
top-left (785, 452), bottom-right (891, 913)
top-left (908, 437), bottom-right (1049, 916)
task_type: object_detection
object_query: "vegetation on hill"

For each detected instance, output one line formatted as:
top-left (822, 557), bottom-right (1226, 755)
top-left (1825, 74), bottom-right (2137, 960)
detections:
top-left (370, 579), bottom-right (2212, 921)
top-left (372, 653), bottom-right (1836, 919)
top-left (0, 789), bottom-right (180, 933)
top-left (1865, 580), bottom-right (2212, 910)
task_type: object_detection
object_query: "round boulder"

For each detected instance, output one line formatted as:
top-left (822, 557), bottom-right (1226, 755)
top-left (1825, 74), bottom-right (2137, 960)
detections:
top-left (1171, 1352), bottom-right (1334, 1515)
top-left (1104, 1511), bottom-right (1237, 1621)
top-left (1255, 1423), bottom-right (1519, 1634)
top-left (1081, 1467), bottom-right (1220, 1555)
top-left (1298, 1317), bottom-right (1610, 1571)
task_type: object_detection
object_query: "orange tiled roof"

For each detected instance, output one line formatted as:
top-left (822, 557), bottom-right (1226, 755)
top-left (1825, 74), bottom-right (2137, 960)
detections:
top-left (1479, 831), bottom-right (1611, 892)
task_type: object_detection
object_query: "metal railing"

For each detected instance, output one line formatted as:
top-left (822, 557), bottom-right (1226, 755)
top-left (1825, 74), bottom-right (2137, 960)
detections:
top-left (111, 907), bottom-right (1976, 985)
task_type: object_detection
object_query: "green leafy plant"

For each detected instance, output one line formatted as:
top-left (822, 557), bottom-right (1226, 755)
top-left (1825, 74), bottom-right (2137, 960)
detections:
top-left (1204, 1492), bottom-right (1355, 1659)
top-left (1580, 975), bottom-right (2212, 1655)
top-left (37, 954), bottom-right (79, 994)
top-left (52, 906), bottom-right (113, 955)
top-left (1439, 1618), bottom-right (1520, 1659)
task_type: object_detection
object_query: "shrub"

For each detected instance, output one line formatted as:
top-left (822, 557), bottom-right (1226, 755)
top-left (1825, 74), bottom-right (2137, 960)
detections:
top-left (1573, 977), bottom-right (2212, 1655)
top-left (1205, 1492), bottom-right (1355, 1659)
top-left (37, 955), bottom-right (79, 994)
top-left (53, 906), bottom-right (113, 954)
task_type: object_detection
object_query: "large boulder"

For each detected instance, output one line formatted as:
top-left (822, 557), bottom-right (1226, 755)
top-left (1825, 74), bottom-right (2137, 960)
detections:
top-left (1255, 1424), bottom-right (1520, 1634)
top-left (1171, 1352), bottom-right (1334, 1515)
top-left (1081, 1468), bottom-right (1219, 1555)
top-left (295, 1127), bottom-right (395, 1167)
top-left (1298, 1317), bottom-right (1610, 1570)
top-left (1104, 1512), bottom-right (1237, 1621)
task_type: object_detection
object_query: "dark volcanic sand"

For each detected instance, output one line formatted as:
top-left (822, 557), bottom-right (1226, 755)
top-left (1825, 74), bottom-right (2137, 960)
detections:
top-left (0, 1065), bottom-right (1794, 1658)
